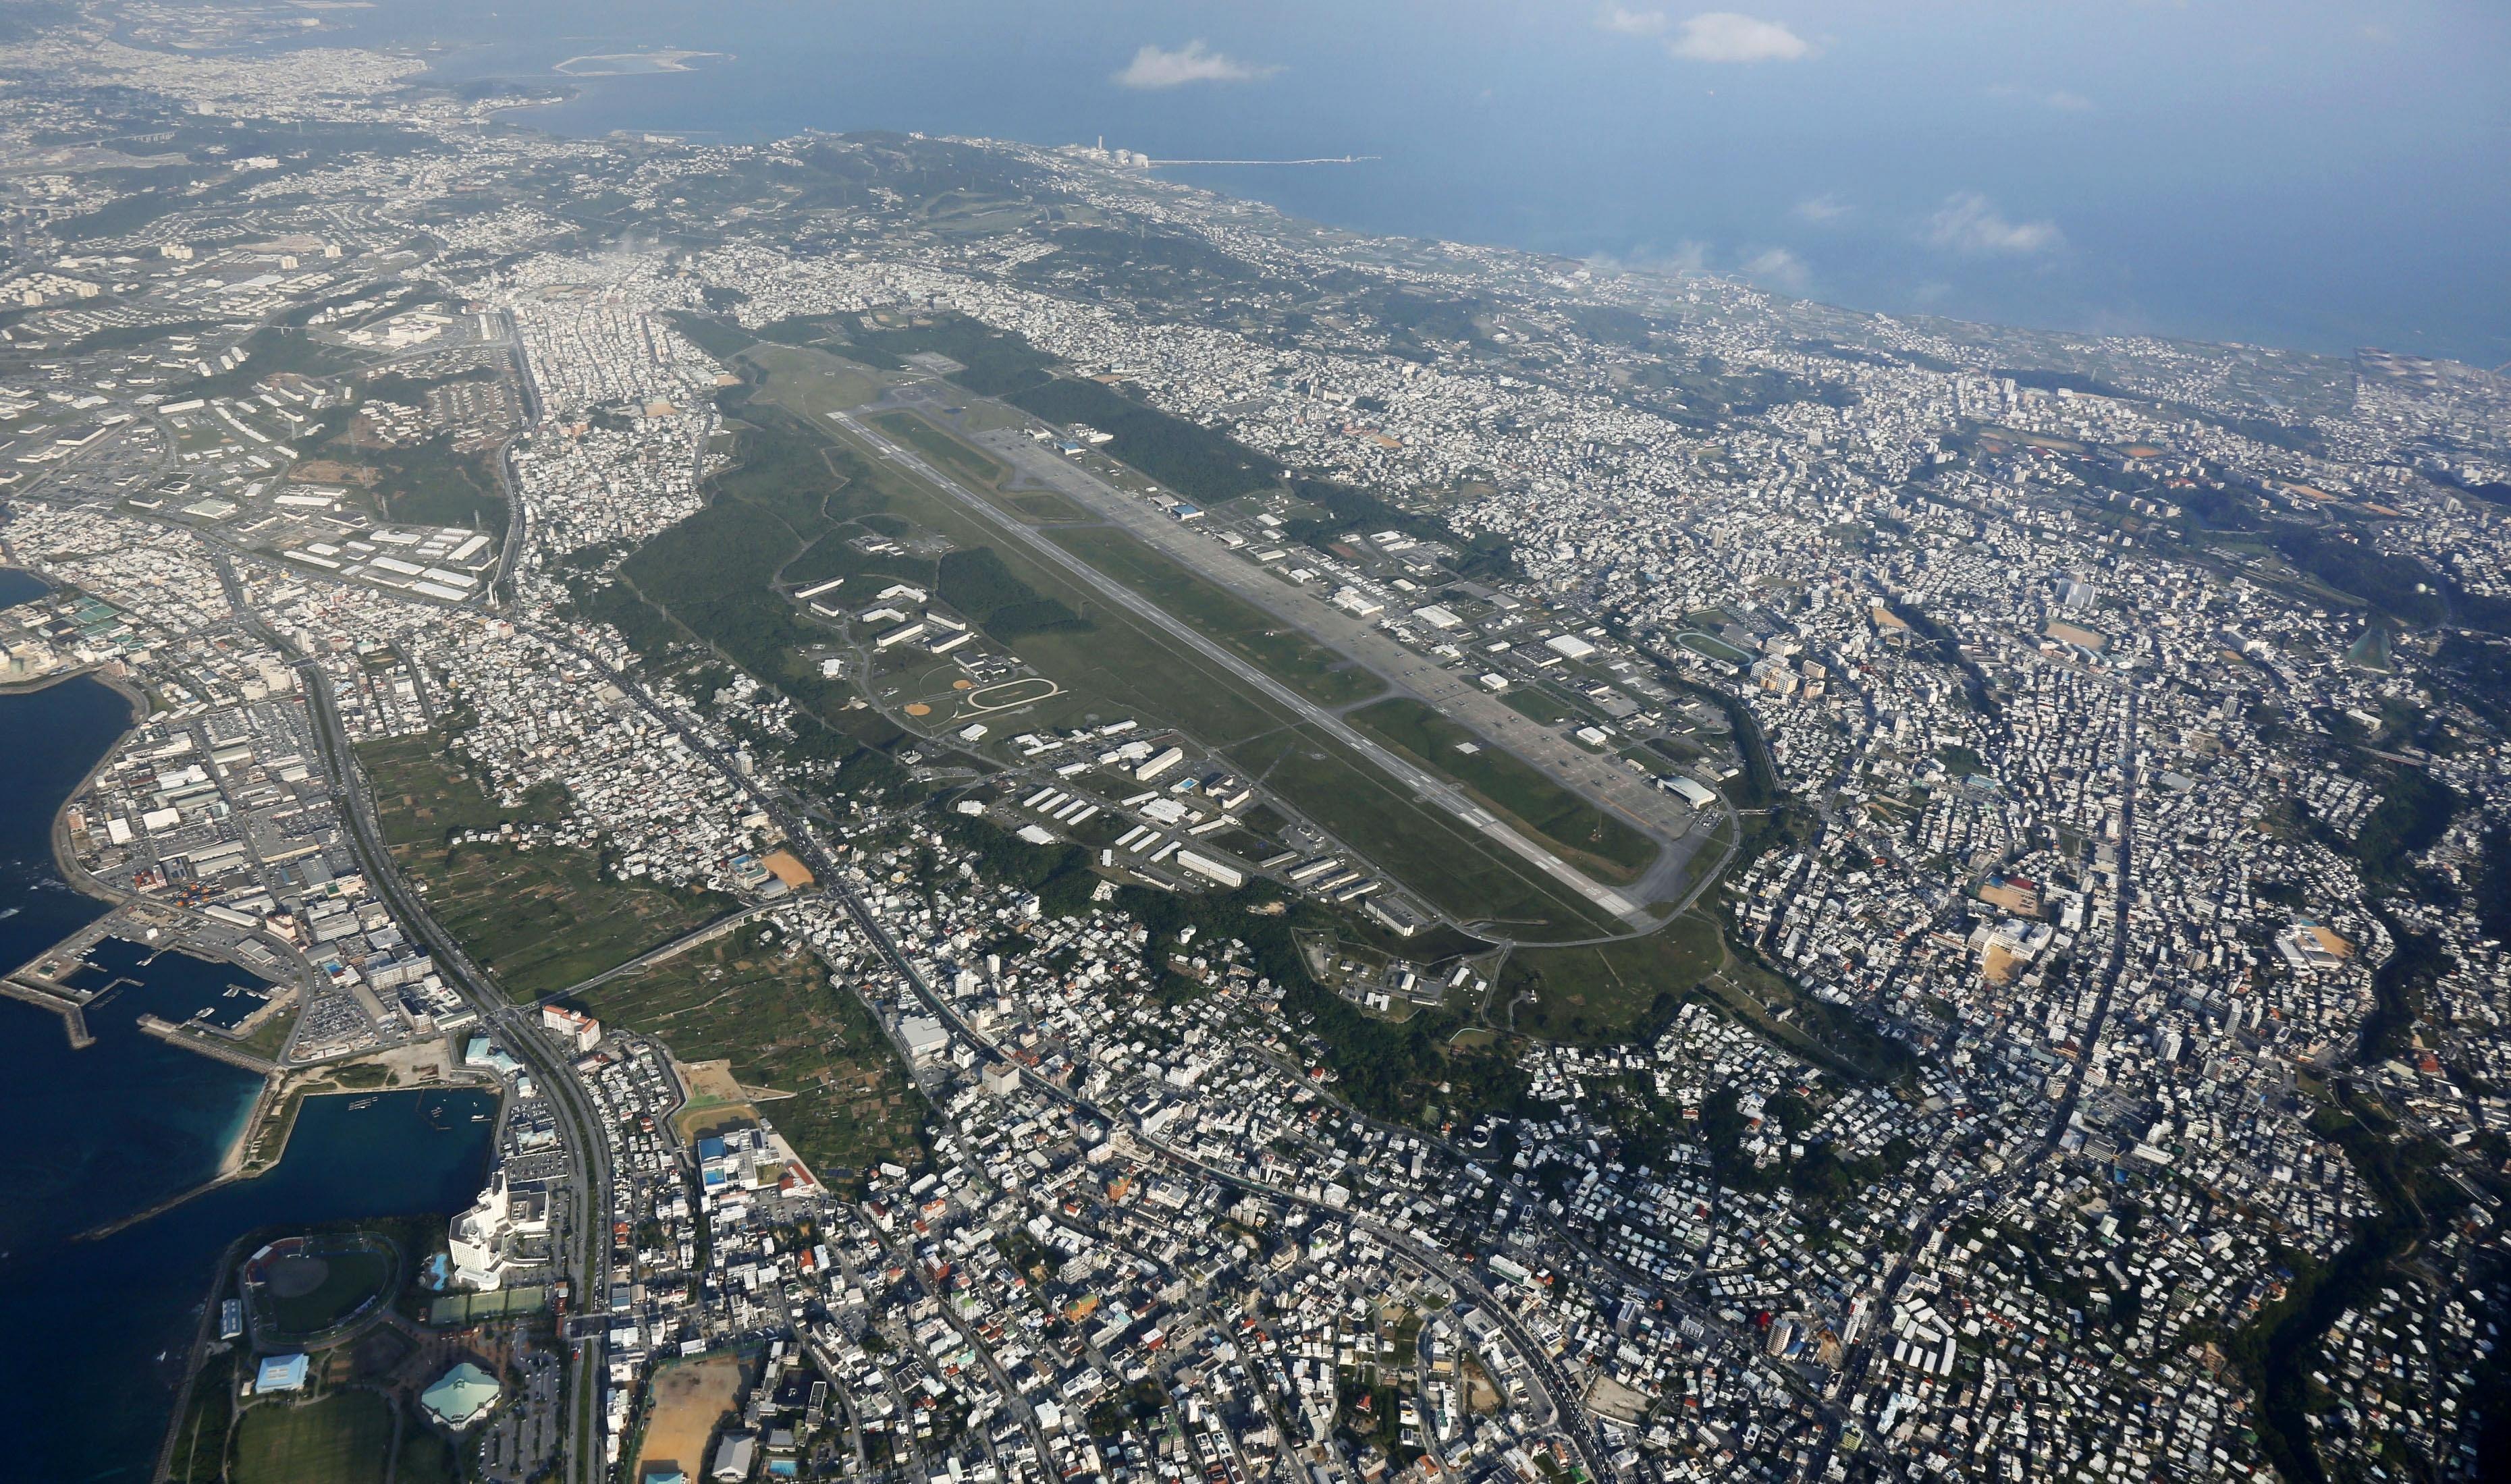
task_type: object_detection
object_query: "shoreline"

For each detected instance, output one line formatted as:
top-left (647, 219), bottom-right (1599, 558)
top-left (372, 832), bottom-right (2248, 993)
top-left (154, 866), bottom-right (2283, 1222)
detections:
top-left (0, 663), bottom-right (496, 1242)
top-left (76, 1060), bottom-right (506, 1242)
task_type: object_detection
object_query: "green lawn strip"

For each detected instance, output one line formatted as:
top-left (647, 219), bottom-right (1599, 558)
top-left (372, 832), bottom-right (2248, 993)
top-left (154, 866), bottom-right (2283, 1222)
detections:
top-left (230, 1390), bottom-right (394, 1484)
top-left (1241, 726), bottom-right (1625, 942)
top-left (1044, 524), bottom-right (1384, 709)
top-left (1347, 696), bottom-right (1658, 883)
top-left (1499, 686), bottom-right (1580, 725)
top-left (570, 922), bottom-right (926, 1179)
top-left (869, 409), bottom-right (1008, 487)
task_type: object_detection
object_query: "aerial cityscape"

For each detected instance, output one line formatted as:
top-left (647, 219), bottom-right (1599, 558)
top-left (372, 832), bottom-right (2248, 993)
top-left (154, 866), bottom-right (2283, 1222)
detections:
top-left (0, 5), bottom-right (2505, 1484)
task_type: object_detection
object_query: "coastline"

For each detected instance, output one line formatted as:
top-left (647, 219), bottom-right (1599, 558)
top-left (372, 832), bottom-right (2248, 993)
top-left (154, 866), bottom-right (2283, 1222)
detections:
top-left (0, 660), bottom-right (497, 1239)
top-left (76, 1061), bottom-right (504, 1242)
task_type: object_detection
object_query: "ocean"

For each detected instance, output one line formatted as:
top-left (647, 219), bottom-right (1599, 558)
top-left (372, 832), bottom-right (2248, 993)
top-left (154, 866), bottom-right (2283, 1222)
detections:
top-left (0, 661), bottom-right (497, 1481)
top-left (308, 0), bottom-right (2511, 366)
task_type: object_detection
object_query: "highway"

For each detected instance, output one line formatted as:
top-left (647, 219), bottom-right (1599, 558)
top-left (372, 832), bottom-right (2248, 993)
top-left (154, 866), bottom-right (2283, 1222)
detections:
top-left (826, 406), bottom-right (1657, 934)
top-left (286, 639), bottom-right (616, 1484)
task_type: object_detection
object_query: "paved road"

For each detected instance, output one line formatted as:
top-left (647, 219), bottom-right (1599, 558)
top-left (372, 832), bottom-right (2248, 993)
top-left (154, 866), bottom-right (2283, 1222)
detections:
top-left (524, 900), bottom-right (785, 1009)
top-left (942, 399), bottom-right (1712, 903)
top-left (1804, 688), bottom-right (2139, 1477)
top-left (828, 407), bottom-right (1656, 933)
top-left (801, 840), bottom-right (1623, 1482)
top-left (289, 646), bottom-right (615, 1484)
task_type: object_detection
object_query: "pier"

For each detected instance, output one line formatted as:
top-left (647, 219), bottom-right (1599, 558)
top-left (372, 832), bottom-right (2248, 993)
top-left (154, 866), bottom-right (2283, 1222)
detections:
top-left (0, 975), bottom-right (93, 1047)
top-left (136, 1014), bottom-right (280, 1074)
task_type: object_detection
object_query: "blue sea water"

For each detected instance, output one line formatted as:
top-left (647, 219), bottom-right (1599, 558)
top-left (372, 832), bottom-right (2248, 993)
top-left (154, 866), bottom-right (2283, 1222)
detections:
top-left (0, 674), bottom-right (496, 1482)
top-left (0, 566), bottom-right (47, 608)
top-left (309, 0), bottom-right (2511, 366)
top-left (57, 935), bottom-right (281, 1032)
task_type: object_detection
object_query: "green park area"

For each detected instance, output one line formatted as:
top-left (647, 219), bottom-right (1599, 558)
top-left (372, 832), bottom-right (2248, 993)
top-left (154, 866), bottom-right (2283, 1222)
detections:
top-left (230, 1390), bottom-right (394, 1484)
top-left (1497, 912), bottom-right (1725, 1043)
top-left (1349, 696), bottom-right (1658, 884)
top-left (359, 733), bottom-right (732, 999)
top-left (571, 920), bottom-right (926, 1180)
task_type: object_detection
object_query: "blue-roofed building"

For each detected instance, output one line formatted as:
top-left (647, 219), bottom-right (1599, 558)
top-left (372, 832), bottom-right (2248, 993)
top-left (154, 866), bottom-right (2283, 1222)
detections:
top-left (254, 1353), bottom-right (310, 1394)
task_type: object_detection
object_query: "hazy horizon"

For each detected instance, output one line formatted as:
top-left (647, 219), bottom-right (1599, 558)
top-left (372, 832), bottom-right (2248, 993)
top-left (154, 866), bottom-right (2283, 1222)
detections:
top-left (315, 1), bottom-right (2511, 364)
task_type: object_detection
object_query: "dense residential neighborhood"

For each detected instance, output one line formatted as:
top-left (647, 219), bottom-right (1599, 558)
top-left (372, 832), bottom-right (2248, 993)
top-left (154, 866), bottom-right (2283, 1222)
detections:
top-left (0, 7), bottom-right (2504, 1484)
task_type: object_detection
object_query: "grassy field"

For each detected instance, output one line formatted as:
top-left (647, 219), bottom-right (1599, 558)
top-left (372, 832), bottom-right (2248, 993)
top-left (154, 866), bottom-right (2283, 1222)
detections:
top-left (1006, 491), bottom-right (1091, 524)
top-left (1047, 525), bottom-right (1386, 709)
top-left (360, 734), bottom-right (733, 999)
top-left (258, 1244), bottom-right (392, 1336)
top-left (231, 1390), bottom-right (394, 1484)
top-left (871, 409), bottom-right (1007, 487)
top-left (1498, 912), bottom-right (1725, 1043)
top-left (571, 920), bottom-right (925, 1179)
top-left (1678, 630), bottom-right (1756, 666)
top-left (1499, 686), bottom-right (1580, 726)
top-left (392, 1427), bottom-right (462, 1484)
top-left (1237, 726), bottom-right (1627, 941)
top-left (1349, 696), bottom-right (1658, 883)
top-left (740, 341), bottom-right (889, 413)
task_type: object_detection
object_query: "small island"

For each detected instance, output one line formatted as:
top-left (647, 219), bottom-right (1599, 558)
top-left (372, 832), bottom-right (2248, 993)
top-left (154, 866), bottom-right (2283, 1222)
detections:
top-left (552, 49), bottom-right (725, 78)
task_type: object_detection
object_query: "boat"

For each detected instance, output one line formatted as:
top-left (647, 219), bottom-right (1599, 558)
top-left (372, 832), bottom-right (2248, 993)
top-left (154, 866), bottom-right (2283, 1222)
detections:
top-left (348, 1096), bottom-right (378, 1110)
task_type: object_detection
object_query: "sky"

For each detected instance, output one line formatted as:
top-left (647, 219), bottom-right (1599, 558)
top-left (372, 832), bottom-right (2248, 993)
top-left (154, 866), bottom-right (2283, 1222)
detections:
top-left (337, 0), bottom-right (2511, 362)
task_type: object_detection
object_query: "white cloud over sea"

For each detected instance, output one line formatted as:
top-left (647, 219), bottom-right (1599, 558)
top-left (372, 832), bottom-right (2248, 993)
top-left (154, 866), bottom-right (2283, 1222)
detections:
top-left (1113, 40), bottom-right (1280, 90)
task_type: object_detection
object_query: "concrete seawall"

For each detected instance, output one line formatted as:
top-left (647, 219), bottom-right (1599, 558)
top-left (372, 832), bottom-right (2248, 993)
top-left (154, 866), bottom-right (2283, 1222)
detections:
top-left (135, 1014), bottom-right (279, 1074)
top-left (0, 975), bottom-right (94, 1047)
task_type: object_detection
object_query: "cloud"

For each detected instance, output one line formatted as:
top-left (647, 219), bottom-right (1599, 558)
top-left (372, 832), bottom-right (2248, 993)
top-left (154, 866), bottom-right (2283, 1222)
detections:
top-left (1112, 40), bottom-right (1279, 90)
top-left (1668, 13), bottom-right (1810, 63)
top-left (1741, 246), bottom-right (1810, 291)
top-left (1596, 3), bottom-right (1669, 36)
top-left (1925, 192), bottom-right (2063, 255)
top-left (1791, 193), bottom-right (1850, 225)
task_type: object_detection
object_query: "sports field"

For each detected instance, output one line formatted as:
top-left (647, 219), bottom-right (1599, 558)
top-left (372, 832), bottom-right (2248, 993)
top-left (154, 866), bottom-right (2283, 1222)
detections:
top-left (254, 1240), bottom-right (392, 1337)
top-left (231, 1390), bottom-right (394, 1484)
top-left (632, 1354), bottom-right (745, 1484)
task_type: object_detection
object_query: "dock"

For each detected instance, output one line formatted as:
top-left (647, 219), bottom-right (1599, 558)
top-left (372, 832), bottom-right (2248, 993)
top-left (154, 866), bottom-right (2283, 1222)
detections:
top-left (136, 1014), bottom-right (279, 1075)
